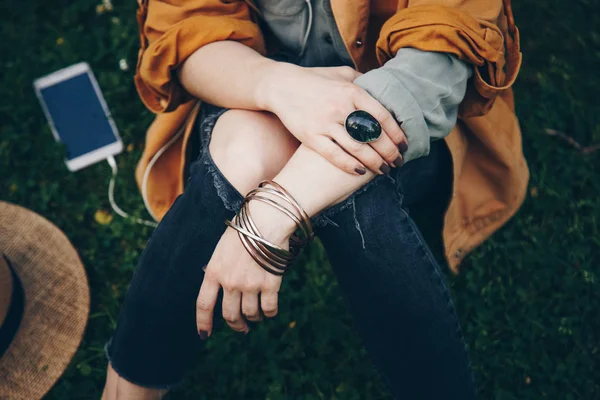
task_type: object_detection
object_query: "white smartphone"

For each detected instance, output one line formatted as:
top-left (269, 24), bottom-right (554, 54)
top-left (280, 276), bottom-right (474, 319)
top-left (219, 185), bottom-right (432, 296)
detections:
top-left (34, 62), bottom-right (123, 171)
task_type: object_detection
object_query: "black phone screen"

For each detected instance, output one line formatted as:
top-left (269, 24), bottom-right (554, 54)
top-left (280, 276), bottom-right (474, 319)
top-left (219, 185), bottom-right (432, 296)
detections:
top-left (39, 72), bottom-right (118, 160)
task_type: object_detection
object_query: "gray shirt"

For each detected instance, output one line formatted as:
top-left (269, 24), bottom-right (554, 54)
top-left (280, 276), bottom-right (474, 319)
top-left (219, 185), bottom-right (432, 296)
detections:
top-left (255, 0), bottom-right (472, 162)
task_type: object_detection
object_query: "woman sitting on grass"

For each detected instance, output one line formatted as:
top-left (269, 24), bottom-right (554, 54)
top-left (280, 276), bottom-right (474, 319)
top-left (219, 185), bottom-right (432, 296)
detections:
top-left (102, 0), bottom-right (527, 398)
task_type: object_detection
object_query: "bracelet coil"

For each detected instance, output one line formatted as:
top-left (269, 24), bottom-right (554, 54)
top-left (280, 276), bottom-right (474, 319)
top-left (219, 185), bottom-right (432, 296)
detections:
top-left (224, 180), bottom-right (313, 276)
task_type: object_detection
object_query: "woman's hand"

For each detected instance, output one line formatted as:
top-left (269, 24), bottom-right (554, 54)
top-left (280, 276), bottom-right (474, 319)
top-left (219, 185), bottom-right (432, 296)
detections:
top-left (179, 42), bottom-right (406, 175)
top-left (196, 201), bottom-right (296, 338)
top-left (258, 64), bottom-right (408, 175)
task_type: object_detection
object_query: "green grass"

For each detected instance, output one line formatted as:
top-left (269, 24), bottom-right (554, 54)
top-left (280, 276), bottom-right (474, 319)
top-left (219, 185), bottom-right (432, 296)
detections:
top-left (1, 0), bottom-right (600, 398)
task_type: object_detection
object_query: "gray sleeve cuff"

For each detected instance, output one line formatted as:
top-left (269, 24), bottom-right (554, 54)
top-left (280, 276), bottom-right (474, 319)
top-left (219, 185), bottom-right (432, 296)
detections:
top-left (353, 48), bottom-right (473, 163)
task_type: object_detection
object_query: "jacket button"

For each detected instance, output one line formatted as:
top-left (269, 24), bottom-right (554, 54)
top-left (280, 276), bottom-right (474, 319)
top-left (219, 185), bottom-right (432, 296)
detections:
top-left (323, 33), bottom-right (333, 45)
top-left (355, 38), bottom-right (363, 47)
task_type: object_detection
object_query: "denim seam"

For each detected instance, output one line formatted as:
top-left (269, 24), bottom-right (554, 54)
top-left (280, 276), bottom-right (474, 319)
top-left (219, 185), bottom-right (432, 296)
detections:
top-left (399, 205), bottom-right (477, 389)
top-left (388, 175), bottom-right (475, 388)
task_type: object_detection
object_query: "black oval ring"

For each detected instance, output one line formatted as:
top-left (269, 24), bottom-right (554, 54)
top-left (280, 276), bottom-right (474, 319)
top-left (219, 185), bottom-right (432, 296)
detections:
top-left (344, 110), bottom-right (382, 143)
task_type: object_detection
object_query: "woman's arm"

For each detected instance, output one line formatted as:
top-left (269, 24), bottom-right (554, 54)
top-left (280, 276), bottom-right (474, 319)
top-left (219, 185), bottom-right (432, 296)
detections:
top-left (178, 41), bottom-right (408, 175)
top-left (256, 144), bottom-right (376, 237)
top-left (234, 142), bottom-right (377, 246)
top-left (177, 41), bottom-right (276, 110)
top-left (196, 142), bottom-right (377, 336)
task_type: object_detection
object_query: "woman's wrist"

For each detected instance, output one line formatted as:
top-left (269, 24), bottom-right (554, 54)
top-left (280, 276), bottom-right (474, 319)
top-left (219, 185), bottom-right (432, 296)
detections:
top-left (245, 198), bottom-right (297, 247)
top-left (255, 62), bottom-right (301, 113)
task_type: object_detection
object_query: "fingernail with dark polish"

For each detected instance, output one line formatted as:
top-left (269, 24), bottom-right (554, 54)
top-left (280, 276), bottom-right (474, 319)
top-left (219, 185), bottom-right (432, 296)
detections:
top-left (379, 163), bottom-right (391, 174)
top-left (355, 166), bottom-right (367, 175)
top-left (393, 156), bottom-right (404, 168)
top-left (199, 330), bottom-right (209, 340)
top-left (399, 142), bottom-right (408, 153)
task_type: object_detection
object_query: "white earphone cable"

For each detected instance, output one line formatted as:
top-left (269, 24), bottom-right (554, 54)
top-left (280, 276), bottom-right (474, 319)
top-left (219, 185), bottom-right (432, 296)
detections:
top-left (107, 155), bottom-right (158, 227)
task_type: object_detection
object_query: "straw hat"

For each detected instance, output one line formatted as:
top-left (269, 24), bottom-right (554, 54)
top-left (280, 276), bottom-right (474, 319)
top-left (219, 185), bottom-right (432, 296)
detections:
top-left (0, 201), bottom-right (90, 399)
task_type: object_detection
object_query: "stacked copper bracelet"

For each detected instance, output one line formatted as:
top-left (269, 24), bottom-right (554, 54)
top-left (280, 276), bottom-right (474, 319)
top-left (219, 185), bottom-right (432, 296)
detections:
top-left (225, 180), bottom-right (314, 276)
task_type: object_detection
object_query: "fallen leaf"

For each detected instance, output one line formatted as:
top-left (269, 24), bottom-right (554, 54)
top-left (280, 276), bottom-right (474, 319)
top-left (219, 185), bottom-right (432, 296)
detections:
top-left (530, 187), bottom-right (539, 198)
top-left (95, 209), bottom-right (113, 225)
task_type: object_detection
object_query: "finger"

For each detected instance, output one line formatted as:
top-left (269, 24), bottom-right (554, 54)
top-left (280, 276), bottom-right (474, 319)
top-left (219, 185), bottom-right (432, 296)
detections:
top-left (368, 129), bottom-right (404, 168)
top-left (313, 136), bottom-right (368, 176)
top-left (196, 277), bottom-right (220, 339)
top-left (329, 125), bottom-right (389, 175)
top-left (352, 89), bottom-right (408, 149)
top-left (242, 292), bottom-right (262, 322)
top-left (222, 289), bottom-right (248, 333)
top-left (260, 290), bottom-right (279, 318)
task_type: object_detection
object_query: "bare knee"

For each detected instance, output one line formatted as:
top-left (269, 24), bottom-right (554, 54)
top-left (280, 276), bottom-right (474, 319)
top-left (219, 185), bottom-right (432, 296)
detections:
top-left (208, 109), bottom-right (299, 195)
top-left (102, 364), bottom-right (167, 400)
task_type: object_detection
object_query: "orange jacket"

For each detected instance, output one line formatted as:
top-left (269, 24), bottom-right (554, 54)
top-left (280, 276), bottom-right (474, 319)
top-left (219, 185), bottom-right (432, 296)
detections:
top-left (133, 0), bottom-right (528, 273)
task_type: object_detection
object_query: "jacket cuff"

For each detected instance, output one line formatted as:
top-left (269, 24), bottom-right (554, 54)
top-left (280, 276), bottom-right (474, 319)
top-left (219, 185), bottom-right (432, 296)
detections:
top-left (353, 49), bottom-right (471, 163)
top-left (354, 68), bottom-right (430, 162)
top-left (135, 16), bottom-right (265, 113)
top-left (376, 4), bottom-right (521, 117)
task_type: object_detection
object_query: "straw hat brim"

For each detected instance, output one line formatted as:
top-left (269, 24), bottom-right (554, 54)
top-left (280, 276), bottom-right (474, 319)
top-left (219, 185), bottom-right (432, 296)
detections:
top-left (0, 202), bottom-right (90, 400)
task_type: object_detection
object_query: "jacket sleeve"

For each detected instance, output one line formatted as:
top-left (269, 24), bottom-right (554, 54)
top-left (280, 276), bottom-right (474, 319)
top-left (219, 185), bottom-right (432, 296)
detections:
top-left (376, 0), bottom-right (522, 117)
top-left (134, 0), bottom-right (266, 113)
top-left (354, 49), bottom-right (472, 162)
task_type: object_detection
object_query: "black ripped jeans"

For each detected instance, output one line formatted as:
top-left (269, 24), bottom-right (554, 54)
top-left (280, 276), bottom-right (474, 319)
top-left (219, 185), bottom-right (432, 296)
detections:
top-left (105, 105), bottom-right (477, 399)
